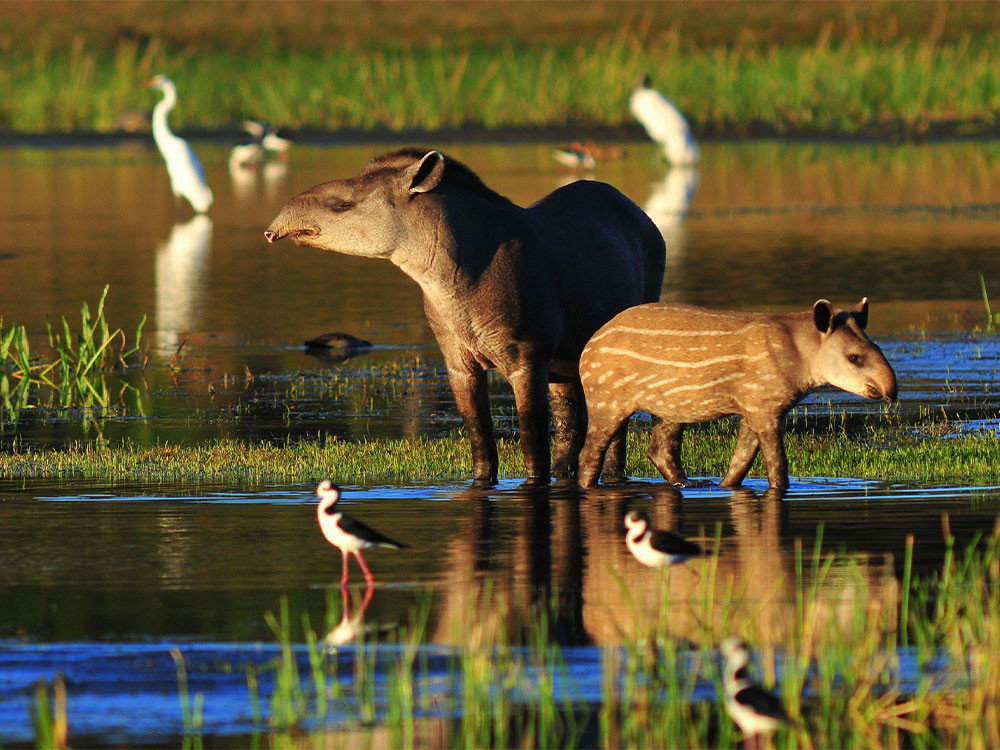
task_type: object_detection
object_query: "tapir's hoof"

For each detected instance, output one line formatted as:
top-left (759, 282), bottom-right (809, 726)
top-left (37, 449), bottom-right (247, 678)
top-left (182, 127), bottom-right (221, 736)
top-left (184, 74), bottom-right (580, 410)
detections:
top-left (679, 478), bottom-right (713, 488)
top-left (521, 475), bottom-right (551, 488)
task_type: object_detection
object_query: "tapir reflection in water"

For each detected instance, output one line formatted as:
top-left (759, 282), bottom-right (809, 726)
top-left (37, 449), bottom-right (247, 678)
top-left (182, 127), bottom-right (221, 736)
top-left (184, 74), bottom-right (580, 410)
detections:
top-left (577, 298), bottom-right (898, 490)
top-left (265, 149), bottom-right (666, 485)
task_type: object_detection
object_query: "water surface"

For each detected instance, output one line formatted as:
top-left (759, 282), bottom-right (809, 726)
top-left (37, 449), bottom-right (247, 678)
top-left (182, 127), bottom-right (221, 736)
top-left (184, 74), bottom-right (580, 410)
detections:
top-left (2, 138), bottom-right (1000, 745)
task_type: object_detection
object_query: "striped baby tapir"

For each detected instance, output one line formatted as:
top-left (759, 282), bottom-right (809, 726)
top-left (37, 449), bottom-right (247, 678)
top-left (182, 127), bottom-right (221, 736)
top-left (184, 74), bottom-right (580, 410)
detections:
top-left (576, 298), bottom-right (898, 490)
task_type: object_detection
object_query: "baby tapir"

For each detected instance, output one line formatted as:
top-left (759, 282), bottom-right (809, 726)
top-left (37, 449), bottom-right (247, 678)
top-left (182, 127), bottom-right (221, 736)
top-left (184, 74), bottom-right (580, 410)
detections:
top-left (577, 298), bottom-right (897, 490)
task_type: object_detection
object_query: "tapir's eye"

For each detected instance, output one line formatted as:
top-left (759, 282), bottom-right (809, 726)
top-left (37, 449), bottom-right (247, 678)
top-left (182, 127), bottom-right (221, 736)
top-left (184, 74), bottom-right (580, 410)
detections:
top-left (848, 354), bottom-right (863, 366)
top-left (327, 200), bottom-right (355, 212)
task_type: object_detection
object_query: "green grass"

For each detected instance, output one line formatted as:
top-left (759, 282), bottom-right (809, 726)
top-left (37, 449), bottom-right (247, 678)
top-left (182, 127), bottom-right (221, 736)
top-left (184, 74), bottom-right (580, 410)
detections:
top-left (152, 523), bottom-right (1000, 748)
top-left (0, 286), bottom-right (146, 419)
top-left (1, 420), bottom-right (997, 484)
top-left (3, 4), bottom-right (1000, 137)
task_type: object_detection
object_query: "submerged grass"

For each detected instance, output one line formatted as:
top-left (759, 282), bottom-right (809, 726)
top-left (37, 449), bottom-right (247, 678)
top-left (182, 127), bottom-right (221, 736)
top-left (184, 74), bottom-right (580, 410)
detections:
top-left (1, 419), bottom-right (998, 483)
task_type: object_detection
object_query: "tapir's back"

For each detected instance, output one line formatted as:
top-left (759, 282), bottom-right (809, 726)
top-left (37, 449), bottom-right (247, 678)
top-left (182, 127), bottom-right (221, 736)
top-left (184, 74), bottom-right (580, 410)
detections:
top-left (580, 303), bottom-right (784, 423)
top-left (527, 181), bottom-right (666, 357)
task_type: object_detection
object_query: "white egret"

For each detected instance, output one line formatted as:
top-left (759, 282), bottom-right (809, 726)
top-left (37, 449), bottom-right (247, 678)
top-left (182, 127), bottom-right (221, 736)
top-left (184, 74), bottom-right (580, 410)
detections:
top-left (146, 74), bottom-right (213, 214)
top-left (629, 74), bottom-right (700, 165)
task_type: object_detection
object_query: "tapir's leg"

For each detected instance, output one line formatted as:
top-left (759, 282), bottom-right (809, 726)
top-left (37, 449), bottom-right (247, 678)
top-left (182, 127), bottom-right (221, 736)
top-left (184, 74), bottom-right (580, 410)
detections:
top-left (755, 423), bottom-right (790, 491)
top-left (601, 421), bottom-right (630, 483)
top-left (549, 378), bottom-right (586, 479)
top-left (445, 362), bottom-right (498, 486)
top-left (720, 419), bottom-right (760, 487)
top-left (728, 417), bottom-right (789, 490)
top-left (509, 366), bottom-right (552, 485)
top-left (647, 417), bottom-right (688, 486)
top-left (578, 411), bottom-right (628, 487)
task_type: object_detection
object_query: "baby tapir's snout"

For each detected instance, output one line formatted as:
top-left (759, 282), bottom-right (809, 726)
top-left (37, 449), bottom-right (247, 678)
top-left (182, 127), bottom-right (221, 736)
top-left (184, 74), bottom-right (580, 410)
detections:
top-left (577, 297), bottom-right (898, 492)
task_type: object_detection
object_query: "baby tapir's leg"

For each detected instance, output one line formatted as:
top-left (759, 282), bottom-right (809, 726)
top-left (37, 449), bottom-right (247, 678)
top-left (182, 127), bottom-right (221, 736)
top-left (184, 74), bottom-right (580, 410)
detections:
top-left (577, 411), bottom-right (629, 487)
top-left (601, 422), bottom-right (629, 483)
top-left (720, 420), bottom-right (759, 487)
top-left (549, 379), bottom-right (586, 479)
top-left (720, 418), bottom-right (790, 490)
top-left (647, 417), bottom-right (687, 486)
top-left (757, 422), bottom-right (790, 490)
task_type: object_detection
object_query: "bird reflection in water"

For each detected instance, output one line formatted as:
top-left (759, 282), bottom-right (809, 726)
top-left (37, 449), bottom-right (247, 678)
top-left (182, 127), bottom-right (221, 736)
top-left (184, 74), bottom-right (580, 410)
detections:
top-left (643, 165), bottom-right (699, 281)
top-left (154, 214), bottom-right (213, 351)
top-left (324, 583), bottom-right (376, 652)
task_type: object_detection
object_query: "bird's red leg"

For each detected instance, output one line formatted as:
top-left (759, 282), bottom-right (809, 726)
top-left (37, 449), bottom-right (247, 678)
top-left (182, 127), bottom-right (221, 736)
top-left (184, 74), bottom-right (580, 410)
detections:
top-left (360, 579), bottom-right (375, 612)
top-left (340, 549), bottom-right (350, 587)
top-left (355, 551), bottom-right (376, 587)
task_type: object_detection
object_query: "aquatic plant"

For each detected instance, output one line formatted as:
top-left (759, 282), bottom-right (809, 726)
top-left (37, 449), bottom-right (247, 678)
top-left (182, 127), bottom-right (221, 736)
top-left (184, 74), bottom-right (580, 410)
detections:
top-left (235, 522), bottom-right (1000, 747)
top-left (0, 285), bottom-right (146, 419)
top-left (30, 673), bottom-right (68, 750)
top-left (980, 274), bottom-right (1000, 329)
top-left (170, 647), bottom-right (205, 750)
top-left (2, 416), bottom-right (998, 484)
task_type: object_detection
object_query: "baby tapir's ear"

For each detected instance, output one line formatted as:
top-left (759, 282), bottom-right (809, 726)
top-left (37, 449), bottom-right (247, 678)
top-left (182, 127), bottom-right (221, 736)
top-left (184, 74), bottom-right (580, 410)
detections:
top-left (812, 299), bottom-right (836, 334)
top-left (853, 297), bottom-right (869, 330)
top-left (407, 150), bottom-right (445, 194)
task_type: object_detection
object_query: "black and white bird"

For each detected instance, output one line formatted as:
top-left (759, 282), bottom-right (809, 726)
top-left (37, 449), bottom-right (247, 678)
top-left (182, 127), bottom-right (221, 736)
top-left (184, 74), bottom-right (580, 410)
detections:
top-left (721, 637), bottom-right (790, 748)
top-left (230, 120), bottom-right (292, 169)
top-left (315, 480), bottom-right (408, 587)
top-left (623, 510), bottom-right (701, 568)
top-left (628, 74), bottom-right (699, 166)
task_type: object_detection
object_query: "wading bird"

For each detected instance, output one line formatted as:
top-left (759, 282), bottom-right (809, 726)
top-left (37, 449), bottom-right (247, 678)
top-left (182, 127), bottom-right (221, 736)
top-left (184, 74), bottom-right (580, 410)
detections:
top-left (315, 480), bottom-right (408, 587)
top-left (624, 510), bottom-right (701, 568)
top-left (147, 74), bottom-right (213, 214)
top-left (721, 637), bottom-right (790, 749)
top-left (629, 74), bottom-right (699, 166)
top-left (230, 120), bottom-right (292, 168)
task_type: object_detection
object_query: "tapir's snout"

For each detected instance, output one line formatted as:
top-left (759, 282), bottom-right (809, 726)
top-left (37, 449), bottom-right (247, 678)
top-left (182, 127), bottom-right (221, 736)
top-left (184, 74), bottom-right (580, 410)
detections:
top-left (864, 366), bottom-right (898, 403)
top-left (263, 207), bottom-right (319, 245)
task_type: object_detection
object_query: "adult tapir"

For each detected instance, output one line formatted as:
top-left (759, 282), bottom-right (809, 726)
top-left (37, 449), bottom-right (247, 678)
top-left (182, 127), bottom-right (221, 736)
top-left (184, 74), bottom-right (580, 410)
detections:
top-left (265, 148), bottom-right (666, 485)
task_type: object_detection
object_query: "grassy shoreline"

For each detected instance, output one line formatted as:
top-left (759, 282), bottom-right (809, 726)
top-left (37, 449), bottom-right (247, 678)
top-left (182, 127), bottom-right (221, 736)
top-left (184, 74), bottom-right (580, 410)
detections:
top-left (2, 424), bottom-right (997, 484)
top-left (3, 2), bottom-right (1000, 138)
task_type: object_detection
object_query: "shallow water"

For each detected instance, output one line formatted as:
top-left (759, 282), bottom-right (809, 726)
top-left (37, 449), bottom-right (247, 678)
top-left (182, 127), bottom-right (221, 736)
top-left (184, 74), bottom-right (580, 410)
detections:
top-left (2, 138), bottom-right (1000, 744)
top-left (2, 478), bottom-right (999, 744)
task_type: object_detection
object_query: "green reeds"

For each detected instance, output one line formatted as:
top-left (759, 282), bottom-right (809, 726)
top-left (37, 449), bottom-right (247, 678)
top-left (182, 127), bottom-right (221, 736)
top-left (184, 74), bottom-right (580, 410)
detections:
top-left (170, 647), bottom-right (205, 750)
top-left (980, 274), bottom-right (1000, 329)
top-left (0, 285), bottom-right (145, 419)
top-left (195, 524), bottom-right (1000, 747)
top-left (31, 673), bottom-right (69, 750)
top-left (5, 29), bottom-right (1000, 137)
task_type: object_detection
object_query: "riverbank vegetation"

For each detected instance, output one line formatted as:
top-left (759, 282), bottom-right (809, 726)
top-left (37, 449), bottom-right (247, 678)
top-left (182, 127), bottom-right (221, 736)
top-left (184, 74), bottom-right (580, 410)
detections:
top-left (1, 420), bottom-right (997, 484)
top-left (2, 1), bottom-right (1000, 138)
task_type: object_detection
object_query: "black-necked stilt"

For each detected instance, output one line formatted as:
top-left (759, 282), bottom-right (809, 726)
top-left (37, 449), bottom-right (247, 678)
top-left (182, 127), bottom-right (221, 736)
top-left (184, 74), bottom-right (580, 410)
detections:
top-left (628, 74), bottom-right (700, 166)
top-left (624, 510), bottom-right (700, 568)
top-left (552, 143), bottom-right (596, 171)
top-left (721, 637), bottom-right (790, 748)
top-left (315, 480), bottom-right (408, 587)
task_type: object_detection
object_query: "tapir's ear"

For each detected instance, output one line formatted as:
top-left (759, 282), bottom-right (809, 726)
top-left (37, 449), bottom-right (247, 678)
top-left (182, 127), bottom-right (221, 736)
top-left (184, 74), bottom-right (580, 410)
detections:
top-left (407, 151), bottom-right (445, 194)
top-left (812, 299), bottom-right (836, 334)
top-left (853, 297), bottom-right (869, 330)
